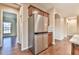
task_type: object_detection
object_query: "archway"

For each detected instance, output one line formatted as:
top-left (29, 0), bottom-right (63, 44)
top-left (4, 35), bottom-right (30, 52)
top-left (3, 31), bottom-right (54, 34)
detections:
top-left (55, 13), bottom-right (61, 40)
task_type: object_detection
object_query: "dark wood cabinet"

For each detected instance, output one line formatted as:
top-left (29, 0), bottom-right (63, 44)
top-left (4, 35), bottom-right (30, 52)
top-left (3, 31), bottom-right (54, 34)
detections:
top-left (48, 32), bottom-right (52, 47)
top-left (28, 5), bottom-right (49, 17)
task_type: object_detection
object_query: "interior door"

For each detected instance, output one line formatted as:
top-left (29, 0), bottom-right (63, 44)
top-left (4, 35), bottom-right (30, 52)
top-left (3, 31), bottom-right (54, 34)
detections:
top-left (0, 10), bottom-right (3, 47)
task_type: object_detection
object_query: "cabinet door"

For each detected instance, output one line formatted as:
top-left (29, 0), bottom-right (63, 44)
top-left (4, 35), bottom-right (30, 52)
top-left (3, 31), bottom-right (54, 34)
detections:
top-left (34, 34), bottom-right (43, 54)
top-left (42, 33), bottom-right (48, 50)
top-left (48, 32), bottom-right (52, 46)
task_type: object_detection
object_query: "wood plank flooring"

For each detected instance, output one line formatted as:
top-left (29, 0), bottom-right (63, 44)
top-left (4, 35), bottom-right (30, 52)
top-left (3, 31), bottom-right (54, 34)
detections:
top-left (39, 38), bottom-right (72, 55)
top-left (0, 36), bottom-right (79, 55)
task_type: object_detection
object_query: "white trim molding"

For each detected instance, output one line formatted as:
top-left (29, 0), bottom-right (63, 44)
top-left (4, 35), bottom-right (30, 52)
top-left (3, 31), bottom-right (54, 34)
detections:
top-left (21, 47), bottom-right (28, 51)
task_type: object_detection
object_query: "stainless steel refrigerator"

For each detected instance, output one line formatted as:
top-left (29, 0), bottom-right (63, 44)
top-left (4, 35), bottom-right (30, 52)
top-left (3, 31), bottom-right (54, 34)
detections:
top-left (28, 13), bottom-right (48, 54)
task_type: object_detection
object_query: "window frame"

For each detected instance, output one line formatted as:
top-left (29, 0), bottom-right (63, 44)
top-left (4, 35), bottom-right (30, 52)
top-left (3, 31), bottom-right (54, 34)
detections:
top-left (3, 22), bottom-right (12, 34)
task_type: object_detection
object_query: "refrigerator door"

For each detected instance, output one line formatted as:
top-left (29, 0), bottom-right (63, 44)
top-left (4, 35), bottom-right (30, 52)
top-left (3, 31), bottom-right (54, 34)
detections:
top-left (43, 16), bottom-right (48, 32)
top-left (34, 34), bottom-right (43, 54)
top-left (42, 33), bottom-right (48, 50)
top-left (34, 14), bottom-right (43, 32)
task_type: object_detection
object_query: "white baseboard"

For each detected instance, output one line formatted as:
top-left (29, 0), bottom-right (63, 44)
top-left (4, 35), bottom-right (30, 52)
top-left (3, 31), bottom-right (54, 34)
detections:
top-left (17, 40), bottom-right (21, 44)
top-left (21, 47), bottom-right (29, 51)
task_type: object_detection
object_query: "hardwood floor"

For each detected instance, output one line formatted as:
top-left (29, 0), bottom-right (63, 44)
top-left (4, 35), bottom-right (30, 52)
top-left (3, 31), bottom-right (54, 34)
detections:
top-left (39, 38), bottom-right (72, 55)
top-left (0, 37), bottom-right (16, 55)
top-left (0, 37), bottom-right (33, 55)
top-left (0, 36), bottom-right (79, 55)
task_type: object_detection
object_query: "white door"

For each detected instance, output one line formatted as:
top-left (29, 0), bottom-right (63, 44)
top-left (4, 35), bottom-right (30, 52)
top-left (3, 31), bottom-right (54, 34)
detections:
top-left (0, 10), bottom-right (3, 47)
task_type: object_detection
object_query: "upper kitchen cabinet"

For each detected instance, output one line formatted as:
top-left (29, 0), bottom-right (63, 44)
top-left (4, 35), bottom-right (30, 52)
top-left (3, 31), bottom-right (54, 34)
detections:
top-left (28, 5), bottom-right (49, 17)
top-left (43, 12), bottom-right (49, 17)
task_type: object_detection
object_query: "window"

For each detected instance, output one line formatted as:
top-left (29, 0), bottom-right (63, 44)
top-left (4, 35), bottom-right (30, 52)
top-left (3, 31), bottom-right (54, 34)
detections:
top-left (3, 22), bottom-right (11, 34)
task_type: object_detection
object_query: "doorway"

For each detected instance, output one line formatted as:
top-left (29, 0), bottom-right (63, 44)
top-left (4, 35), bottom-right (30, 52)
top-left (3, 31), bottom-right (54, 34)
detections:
top-left (55, 14), bottom-right (61, 40)
top-left (67, 17), bottom-right (77, 36)
top-left (0, 11), bottom-right (17, 55)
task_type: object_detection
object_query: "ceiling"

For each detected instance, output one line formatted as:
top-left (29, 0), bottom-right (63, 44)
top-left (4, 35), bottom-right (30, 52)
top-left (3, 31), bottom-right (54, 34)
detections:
top-left (2, 3), bottom-right (21, 10)
top-left (2, 3), bottom-right (79, 17)
top-left (38, 3), bottom-right (79, 17)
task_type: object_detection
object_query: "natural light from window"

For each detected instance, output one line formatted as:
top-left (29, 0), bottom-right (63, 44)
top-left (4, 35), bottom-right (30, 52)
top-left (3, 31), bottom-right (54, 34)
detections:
top-left (3, 22), bottom-right (11, 34)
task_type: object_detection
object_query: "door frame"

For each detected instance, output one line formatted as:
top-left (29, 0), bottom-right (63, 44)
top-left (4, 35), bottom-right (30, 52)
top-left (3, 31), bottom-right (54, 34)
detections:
top-left (0, 10), bottom-right (18, 47)
top-left (0, 10), bottom-right (3, 47)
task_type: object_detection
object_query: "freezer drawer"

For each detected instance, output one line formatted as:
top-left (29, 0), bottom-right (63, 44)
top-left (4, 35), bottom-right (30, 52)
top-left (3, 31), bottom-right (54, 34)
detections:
top-left (42, 33), bottom-right (48, 50)
top-left (34, 34), bottom-right (43, 54)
